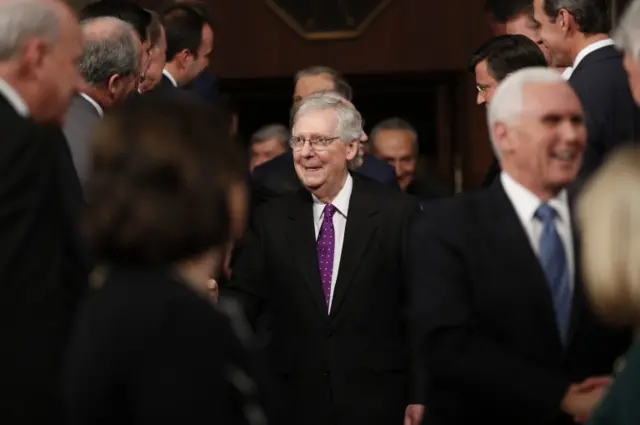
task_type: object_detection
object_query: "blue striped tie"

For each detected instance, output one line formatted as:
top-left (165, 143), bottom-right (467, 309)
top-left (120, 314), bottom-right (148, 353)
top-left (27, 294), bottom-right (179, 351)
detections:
top-left (535, 204), bottom-right (572, 344)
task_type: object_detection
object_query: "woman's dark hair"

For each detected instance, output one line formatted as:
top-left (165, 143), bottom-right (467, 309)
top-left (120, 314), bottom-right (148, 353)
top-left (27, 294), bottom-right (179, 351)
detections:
top-left (85, 95), bottom-right (246, 265)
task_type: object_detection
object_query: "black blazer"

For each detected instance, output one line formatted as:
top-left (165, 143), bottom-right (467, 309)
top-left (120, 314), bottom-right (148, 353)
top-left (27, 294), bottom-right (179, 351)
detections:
top-left (250, 151), bottom-right (398, 211)
top-left (570, 45), bottom-right (640, 179)
top-left (409, 180), bottom-right (631, 425)
top-left (0, 96), bottom-right (88, 422)
top-left (223, 173), bottom-right (420, 425)
top-left (63, 264), bottom-right (274, 425)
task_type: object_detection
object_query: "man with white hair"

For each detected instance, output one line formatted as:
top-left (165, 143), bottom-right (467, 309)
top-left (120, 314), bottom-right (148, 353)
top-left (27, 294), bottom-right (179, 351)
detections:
top-left (409, 67), bottom-right (631, 425)
top-left (613, 0), bottom-right (640, 106)
top-left (0, 0), bottom-right (88, 421)
top-left (64, 16), bottom-right (140, 189)
top-left (224, 96), bottom-right (422, 425)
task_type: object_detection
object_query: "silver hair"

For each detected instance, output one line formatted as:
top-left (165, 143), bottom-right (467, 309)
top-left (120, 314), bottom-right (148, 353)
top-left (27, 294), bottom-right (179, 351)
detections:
top-left (292, 95), bottom-right (363, 143)
top-left (370, 117), bottom-right (418, 152)
top-left (487, 67), bottom-right (566, 158)
top-left (250, 124), bottom-right (289, 148)
top-left (79, 17), bottom-right (140, 87)
top-left (613, 0), bottom-right (640, 61)
top-left (0, 0), bottom-right (61, 62)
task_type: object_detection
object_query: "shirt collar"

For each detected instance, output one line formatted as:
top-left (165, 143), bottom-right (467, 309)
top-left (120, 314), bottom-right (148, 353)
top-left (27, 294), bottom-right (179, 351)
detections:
top-left (79, 92), bottom-right (103, 118)
top-left (0, 78), bottom-right (29, 117)
top-left (500, 171), bottom-right (570, 225)
top-left (312, 173), bottom-right (353, 223)
top-left (564, 38), bottom-right (615, 79)
top-left (162, 69), bottom-right (178, 87)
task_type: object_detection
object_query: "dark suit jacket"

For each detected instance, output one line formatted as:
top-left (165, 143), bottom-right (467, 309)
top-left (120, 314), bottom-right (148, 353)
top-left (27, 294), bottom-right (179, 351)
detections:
top-left (482, 156), bottom-right (501, 188)
top-left (409, 180), bottom-right (631, 425)
top-left (0, 95), bottom-right (88, 422)
top-left (570, 45), bottom-right (640, 179)
top-left (188, 71), bottom-right (219, 104)
top-left (251, 151), bottom-right (398, 211)
top-left (63, 264), bottom-right (275, 425)
top-left (222, 173), bottom-right (420, 425)
top-left (63, 94), bottom-right (101, 190)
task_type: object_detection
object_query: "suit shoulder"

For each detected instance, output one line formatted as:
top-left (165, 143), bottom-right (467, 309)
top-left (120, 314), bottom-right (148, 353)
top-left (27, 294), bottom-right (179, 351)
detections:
top-left (416, 190), bottom-right (484, 229)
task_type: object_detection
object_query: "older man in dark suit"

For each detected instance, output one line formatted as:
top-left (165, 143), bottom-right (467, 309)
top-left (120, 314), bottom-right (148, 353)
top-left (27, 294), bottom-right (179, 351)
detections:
top-left (409, 67), bottom-right (631, 425)
top-left (534, 0), bottom-right (640, 179)
top-left (0, 0), bottom-right (88, 421)
top-left (223, 95), bottom-right (423, 425)
top-left (63, 17), bottom-right (140, 190)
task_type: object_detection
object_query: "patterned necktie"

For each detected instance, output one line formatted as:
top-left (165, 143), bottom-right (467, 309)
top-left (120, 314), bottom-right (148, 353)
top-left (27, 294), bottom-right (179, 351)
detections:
top-left (317, 204), bottom-right (336, 308)
top-left (535, 203), bottom-right (572, 344)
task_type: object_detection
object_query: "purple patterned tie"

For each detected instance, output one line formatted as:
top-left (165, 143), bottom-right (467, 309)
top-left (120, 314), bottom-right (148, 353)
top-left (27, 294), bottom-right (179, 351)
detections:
top-left (317, 204), bottom-right (336, 308)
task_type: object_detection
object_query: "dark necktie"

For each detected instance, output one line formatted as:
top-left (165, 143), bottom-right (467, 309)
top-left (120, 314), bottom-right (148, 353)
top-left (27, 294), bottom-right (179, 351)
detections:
top-left (317, 204), bottom-right (336, 309)
top-left (535, 203), bottom-right (572, 343)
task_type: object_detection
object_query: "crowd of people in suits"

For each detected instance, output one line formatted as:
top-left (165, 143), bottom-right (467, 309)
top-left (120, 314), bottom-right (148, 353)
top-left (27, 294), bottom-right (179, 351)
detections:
top-left (3, 0), bottom-right (640, 424)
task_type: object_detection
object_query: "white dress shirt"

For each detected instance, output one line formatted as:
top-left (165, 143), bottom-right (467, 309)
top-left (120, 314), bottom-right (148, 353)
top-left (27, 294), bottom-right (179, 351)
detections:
top-left (501, 172), bottom-right (575, 289)
top-left (79, 92), bottom-right (103, 118)
top-left (0, 78), bottom-right (29, 117)
top-left (162, 69), bottom-right (178, 87)
top-left (563, 38), bottom-right (615, 80)
top-left (312, 173), bottom-right (353, 311)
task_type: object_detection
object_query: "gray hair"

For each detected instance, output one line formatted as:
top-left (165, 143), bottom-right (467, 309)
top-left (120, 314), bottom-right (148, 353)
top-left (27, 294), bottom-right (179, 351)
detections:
top-left (487, 67), bottom-right (566, 158)
top-left (370, 117), bottom-right (418, 152)
top-left (0, 0), bottom-right (61, 61)
top-left (250, 124), bottom-right (289, 147)
top-left (613, 0), bottom-right (640, 60)
top-left (292, 95), bottom-right (363, 143)
top-left (79, 17), bottom-right (139, 87)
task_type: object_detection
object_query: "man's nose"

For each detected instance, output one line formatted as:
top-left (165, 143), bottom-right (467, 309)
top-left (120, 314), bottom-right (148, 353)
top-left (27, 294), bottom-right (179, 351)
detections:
top-left (477, 92), bottom-right (486, 105)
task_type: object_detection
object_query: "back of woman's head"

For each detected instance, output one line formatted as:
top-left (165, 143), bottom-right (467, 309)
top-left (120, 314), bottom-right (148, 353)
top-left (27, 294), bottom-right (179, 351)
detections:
top-left (578, 146), bottom-right (640, 325)
top-left (85, 95), bottom-right (246, 265)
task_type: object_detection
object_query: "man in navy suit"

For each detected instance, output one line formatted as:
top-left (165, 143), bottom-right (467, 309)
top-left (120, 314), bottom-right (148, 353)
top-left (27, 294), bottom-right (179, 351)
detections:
top-left (251, 66), bottom-right (397, 210)
top-left (534, 0), bottom-right (640, 180)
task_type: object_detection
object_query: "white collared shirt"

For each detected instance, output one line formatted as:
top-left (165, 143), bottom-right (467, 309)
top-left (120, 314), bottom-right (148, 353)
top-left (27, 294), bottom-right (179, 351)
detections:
top-left (162, 69), bottom-right (178, 87)
top-left (500, 172), bottom-right (575, 289)
top-left (79, 92), bottom-right (103, 118)
top-left (563, 38), bottom-right (615, 79)
top-left (0, 78), bottom-right (29, 117)
top-left (312, 173), bottom-right (353, 311)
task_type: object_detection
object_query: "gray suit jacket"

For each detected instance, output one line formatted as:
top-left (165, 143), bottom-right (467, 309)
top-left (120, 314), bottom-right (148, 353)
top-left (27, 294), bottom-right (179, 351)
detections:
top-left (63, 94), bottom-right (101, 190)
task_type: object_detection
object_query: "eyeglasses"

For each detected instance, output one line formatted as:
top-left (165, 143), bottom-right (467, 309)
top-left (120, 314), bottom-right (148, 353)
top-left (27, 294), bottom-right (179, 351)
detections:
top-left (476, 84), bottom-right (490, 93)
top-left (289, 136), bottom-right (340, 151)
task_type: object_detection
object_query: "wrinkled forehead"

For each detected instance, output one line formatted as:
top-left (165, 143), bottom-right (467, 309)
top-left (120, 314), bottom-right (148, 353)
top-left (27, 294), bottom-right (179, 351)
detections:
top-left (292, 108), bottom-right (338, 135)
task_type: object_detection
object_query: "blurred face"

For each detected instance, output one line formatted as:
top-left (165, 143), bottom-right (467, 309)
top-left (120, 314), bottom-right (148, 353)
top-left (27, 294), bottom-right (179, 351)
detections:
top-left (474, 60), bottom-right (499, 105)
top-left (533, 0), bottom-right (572, 67)
top-left (372, 129), bottom-right (417, 190)
top-left (139, 26), bottom-right (166, 93)
top-left (504, 13), bottom-right (551, 62)
top-left (292, 109), bottom-right (358, 197)
top-left (183, 24), bottom-right (213, 85)
top-left (494, 82), bottom-right (585, 196)
top-left (623, 53), bottom-right (640, 106)
top-left (249, 138), bottom-right (287, 172)
top-left (30, 4), bottom-right (83, 124)
top-left (294, 74), bottom-right (335, 104)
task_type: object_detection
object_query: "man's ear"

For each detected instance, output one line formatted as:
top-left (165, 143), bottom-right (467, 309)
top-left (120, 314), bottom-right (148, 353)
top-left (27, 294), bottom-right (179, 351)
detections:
top-left (20, 38), bottom-right (49, 75)
top-left (492, 121), bottom-right (512, 155)
top-left (175, 49), bottom-right (192, 68)
top-left (557, 8), bottom-right (572, 33)
top-left (107, 74), bottom-right (122, 98)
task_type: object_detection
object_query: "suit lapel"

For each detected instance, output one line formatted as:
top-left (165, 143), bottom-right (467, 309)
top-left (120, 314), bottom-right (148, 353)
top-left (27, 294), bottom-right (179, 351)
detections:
top-left (485, 182), bottom-right (564, 352)
top-left (287, 189), bottom-right (329, 319)
top-left (329, 176), bottom-right (379, 318)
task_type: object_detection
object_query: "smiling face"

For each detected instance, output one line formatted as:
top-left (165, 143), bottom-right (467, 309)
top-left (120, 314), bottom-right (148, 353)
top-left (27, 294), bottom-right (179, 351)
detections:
top-left (493, 81), bottom-right (585, 197)
top-left (532, 0), bottom-right (572, 67)
top-left (292, 108), bottom-right (357, 196)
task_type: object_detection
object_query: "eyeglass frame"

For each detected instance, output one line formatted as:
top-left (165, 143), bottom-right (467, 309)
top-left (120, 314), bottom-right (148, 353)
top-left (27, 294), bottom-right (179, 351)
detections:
top-left (289, 135), bottom-right (342, 151)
